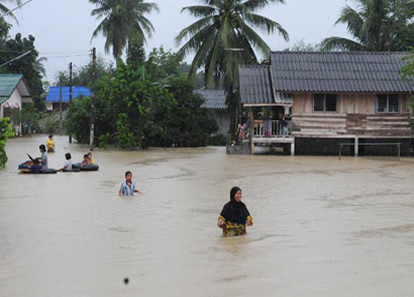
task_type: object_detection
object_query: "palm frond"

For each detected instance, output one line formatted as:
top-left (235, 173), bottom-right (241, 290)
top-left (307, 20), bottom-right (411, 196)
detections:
top-left (181, 5), bottom-right (217, 17)
top-left (321, 36), bottom-right (364, 51)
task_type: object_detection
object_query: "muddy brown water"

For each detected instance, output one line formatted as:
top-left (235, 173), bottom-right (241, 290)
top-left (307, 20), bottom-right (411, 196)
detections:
top-left (1, 135), bottom-right (414, 297)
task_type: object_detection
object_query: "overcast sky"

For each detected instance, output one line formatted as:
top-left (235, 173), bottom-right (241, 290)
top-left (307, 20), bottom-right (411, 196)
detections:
top-left (7, 0), bottom-right (352, 81)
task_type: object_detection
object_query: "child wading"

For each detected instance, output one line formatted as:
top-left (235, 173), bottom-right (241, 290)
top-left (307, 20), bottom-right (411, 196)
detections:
top-left (46, 135), bottom-right (55, 153)
top-left (119, 171), bottom-right (143, 197)
top-left (218, 187), bottom-right (253, 237)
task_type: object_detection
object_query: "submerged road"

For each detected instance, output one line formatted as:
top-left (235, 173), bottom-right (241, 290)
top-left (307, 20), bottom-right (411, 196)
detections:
top-left (1, 135), bottom-right (414, 297)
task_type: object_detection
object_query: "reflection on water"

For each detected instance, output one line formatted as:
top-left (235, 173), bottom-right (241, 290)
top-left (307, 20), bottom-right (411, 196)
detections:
top-left (1, 135), bottom-right (414, 297)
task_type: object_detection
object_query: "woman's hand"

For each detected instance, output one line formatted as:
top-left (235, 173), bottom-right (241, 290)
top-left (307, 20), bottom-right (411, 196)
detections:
top-left (246, 219), bottom-right (253, 226)
top-left (217, 219), bottom-right (225, 228)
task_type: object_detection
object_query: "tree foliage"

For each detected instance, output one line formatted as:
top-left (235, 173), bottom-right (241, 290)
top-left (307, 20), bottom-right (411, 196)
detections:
top-left (89, 0), bottom-right (158, 58)
top-left (400, 51), bottom-right (414, 135)
top-left (322, 0), bottom-right (414, 51)
top-left (0, 33), bottom-right (45, 110)
top-left (176, 0), bottom-right (289, 88)
top-left (0, 117), bottom-right (14, 168)
top-left (66, 48), bottom-right (218, 149)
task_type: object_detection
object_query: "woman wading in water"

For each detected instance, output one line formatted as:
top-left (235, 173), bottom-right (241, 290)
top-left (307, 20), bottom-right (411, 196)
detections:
top-left (218, 187), bottom-right (253, 237)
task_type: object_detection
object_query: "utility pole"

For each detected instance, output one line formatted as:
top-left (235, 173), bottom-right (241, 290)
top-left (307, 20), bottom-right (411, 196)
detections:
top-left (89, 47), bottom-right (96, 151)
top-left (69, 62), bottom-right (73, 143)
top-left (59, 80), bottom-right (63, 135)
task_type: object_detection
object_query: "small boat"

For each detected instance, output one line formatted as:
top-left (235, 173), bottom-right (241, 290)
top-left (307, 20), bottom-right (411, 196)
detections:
top-left (72, 163), bottom-right (99, 171)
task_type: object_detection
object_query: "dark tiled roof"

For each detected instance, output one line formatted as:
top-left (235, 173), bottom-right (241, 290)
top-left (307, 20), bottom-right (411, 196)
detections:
top-left (197, 89), bottom-right (227, 110)
top-left (239, 65), bottom-right (273, 104)
top-left (270, 51), bottom-right (414, 93)
top-left (239, 65), bottom-right (293, 105)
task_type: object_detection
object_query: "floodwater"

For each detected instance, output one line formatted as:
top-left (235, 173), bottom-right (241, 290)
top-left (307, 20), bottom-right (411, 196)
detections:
top-left (1, 135), bottom-right (414, 297)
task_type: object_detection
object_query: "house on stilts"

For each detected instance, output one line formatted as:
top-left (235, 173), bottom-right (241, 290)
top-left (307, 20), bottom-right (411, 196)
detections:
top-left (238, 51), bottom-right (414, 156)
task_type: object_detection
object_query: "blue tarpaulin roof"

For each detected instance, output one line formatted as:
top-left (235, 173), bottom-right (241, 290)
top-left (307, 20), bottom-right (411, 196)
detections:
top-left (45, 86), bottom-right (91, 103)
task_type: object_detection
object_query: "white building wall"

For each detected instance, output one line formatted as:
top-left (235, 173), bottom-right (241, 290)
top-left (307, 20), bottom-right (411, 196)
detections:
top-left (0, 88), bottom-right (23, 134)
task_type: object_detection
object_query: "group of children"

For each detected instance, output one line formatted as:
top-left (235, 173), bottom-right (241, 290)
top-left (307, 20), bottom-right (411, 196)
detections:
top-left (31, 141), bottom-right (95, 173)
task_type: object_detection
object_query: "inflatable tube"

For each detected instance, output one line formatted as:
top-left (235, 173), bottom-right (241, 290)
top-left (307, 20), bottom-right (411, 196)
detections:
top-left (19, 168), bottom-right (58, 174)
top-left (40, 169), bottom-right (58, 174)
top-left (18, 160), bottom-right (32, 170)
top-left (18, 161), bottom-right (57, 174)
top-left (63, 168), bottom-right (81, 173)
top-left (72, 163), bottom-right (99, 171)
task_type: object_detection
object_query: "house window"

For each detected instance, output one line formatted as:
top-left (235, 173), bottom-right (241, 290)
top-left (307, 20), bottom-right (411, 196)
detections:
top-left (376, 94), bottom-right (399, 113)
top-left (313, 94), bottom-right (337, 112)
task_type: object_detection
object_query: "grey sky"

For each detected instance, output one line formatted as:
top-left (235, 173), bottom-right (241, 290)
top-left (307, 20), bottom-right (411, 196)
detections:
top-left (8, 0), bottom-right (352, 81)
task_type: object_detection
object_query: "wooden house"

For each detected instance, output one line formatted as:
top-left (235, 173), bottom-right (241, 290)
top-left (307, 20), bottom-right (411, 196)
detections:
top-left (198, 89), bottom-right (230, 135)
top-left (239, 52), bottom-right (414, 156)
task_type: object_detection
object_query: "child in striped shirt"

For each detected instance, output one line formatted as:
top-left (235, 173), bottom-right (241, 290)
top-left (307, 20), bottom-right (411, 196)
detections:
top-left (119, 171), bottom-right (143, 197)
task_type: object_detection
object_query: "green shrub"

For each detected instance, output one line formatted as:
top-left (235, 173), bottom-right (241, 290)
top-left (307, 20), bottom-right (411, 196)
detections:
top-left (0, 118), bottom-right (14, 168)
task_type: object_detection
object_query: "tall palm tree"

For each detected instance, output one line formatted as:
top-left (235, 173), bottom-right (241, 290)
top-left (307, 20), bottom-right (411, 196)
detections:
top-left (0, 0), bottom-right (22, 23)
top-left (90, 0), bottom-right (158, 58)
top-left (176, 0), bottom-right (289, 88)
top-left (322, 0), bottom-right (414, 51)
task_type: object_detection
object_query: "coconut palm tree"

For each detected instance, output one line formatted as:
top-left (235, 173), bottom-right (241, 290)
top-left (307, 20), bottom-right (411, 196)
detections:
top-left (175, 0), bottom-right (289, 88)
top-left (322, 0), bottom-right (414, 51)
top-left (89, 0), bottom-right (158, 58)
top-left (0, 0), bottom-right (22, 23)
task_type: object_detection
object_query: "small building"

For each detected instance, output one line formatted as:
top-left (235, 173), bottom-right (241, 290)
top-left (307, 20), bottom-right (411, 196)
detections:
top-left (239, 52), bottom-right (414, 156)
top-left (198, 89), bottom-right (230, 135)
top-left (45, 86), bottom-right (91, 112)
top-left (0, 74), bottom-right (33, 134)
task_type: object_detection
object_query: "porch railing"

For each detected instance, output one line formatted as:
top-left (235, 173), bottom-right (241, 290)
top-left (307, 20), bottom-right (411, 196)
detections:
top-left (253, 120), bottom-right (292, 137)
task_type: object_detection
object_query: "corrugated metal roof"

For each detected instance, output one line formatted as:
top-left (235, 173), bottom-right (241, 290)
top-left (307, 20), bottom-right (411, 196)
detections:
top-left (239, 65), bottom-right (293, 105)
top-left (197, 89), bottom-right (227, 110)
top-left (239, 65), bottom-right (273, 104)
top-left (45, 86), bottom-right (91, 103)
top-left (270, 51), bottom-right (414, 93)
top-left (0, 74), bottom-right (23, 104)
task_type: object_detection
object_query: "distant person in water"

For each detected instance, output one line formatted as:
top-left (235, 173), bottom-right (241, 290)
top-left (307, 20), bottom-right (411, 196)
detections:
top-left (119, 171), bottom-right (142, 197)
top-left (80, 154), bottom-right (90, 167)
top-left (87, 152), bottom-right (94, 164)
top-left (58, 153), bottom-right (72, 172)
top-left (218, 187), bottom-right (253, 237)
top-left (38, 144), bottom-right (48, 170)
top-left (46, 135), bottom-right (55, 153)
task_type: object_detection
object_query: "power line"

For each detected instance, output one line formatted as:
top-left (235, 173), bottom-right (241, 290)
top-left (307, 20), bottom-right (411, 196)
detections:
top-left (40, 50), bottom-right (91, 55)
top-left (43, 53), bottom-right (91, 59)
top-left (0, 50), bottom-right (90, 56)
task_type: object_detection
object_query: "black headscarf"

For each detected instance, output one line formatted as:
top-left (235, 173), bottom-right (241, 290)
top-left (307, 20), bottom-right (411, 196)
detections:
top-left (220, 187), bottom-right (250, 224)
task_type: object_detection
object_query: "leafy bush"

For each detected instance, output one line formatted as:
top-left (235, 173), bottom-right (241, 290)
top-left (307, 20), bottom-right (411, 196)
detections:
top-left (65, 48), bottom-right (218, 149)
top-left (0, 118), bottom-right (14, 168)
top-left (208, 133), bottom-right (227, 146)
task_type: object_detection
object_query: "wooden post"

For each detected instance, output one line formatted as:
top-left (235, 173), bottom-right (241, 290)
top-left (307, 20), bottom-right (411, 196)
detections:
top-left (339, 144), bottom-right (342, 160)
top-left (69, 62), bottom-right (73, 143)
top-left (89, 47), bottom-right (96, 151)
top-left (59, 80), bottom-right (63, 135)
top-left (354, 137), bottom-right (359, 157)
top-left (398, 143), bottom-right (401, 160)
top-left (248, 108), bottom-right (254, 155)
